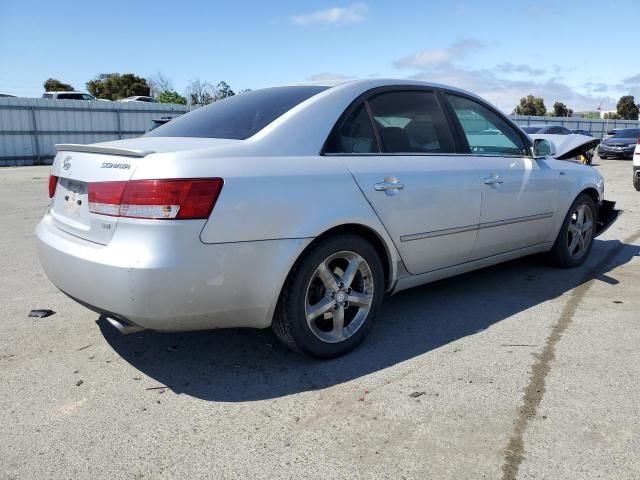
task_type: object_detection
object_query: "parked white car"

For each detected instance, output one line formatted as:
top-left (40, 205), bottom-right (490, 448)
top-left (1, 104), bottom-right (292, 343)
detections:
top-left (36, 79), bottom-right (620, 358)
top-left (118, 96), bottom-right (157, 103)
top-left (42, 91), bottom-right (97, 101)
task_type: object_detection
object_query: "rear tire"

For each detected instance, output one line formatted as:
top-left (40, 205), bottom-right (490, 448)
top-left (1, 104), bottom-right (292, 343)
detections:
top-left (272, 234), bottom-right (384, 359)
top-left (634, 174), bottom-right (640, 191)
top-left (548, 194), bottom-right (598, 268)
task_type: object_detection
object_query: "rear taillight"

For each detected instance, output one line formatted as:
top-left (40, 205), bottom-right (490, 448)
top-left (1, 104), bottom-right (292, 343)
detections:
top-left (48, 175), bottom-right (58, 198)
top-left (88, 178), bottom-right (223, 220)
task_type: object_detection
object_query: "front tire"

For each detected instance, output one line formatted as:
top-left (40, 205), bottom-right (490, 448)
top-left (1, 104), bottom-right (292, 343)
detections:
top-left (272, 234), bottom-right (384, 358)
top-left (548, 194), bottom-right (597, 268)
top-left (634, 174), bottom-right (640, 191)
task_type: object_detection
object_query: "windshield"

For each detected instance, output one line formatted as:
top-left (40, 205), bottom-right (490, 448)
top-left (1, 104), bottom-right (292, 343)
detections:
top-left (521, 126), bottom-right (542, 133)
top-left (612, 129), bottom-right (640, 138)
top-left (146, 86), bottom-right (329, 140)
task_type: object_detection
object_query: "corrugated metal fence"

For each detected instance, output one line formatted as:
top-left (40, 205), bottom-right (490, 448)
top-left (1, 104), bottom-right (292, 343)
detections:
top-left (0, 98), bottom-right (189, 166)
top-left (2, 98), bottom-right (640, 167)
top-left (510, 115), bottom-right (640, 140)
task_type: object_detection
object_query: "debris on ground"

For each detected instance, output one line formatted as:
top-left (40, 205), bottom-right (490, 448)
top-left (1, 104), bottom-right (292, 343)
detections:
top-left (28, 309), bottom-right (55, 318)
top-left (409, 391), bottom-right (426, 398)
top-left (146, 386), bottom-right (168, 391)
top-left (75, 380), bottom-right (83, 387)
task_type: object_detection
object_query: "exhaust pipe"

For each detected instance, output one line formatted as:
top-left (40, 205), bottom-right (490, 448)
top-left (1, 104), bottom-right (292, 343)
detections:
top-left (102, 315), bottom-right (147, 335)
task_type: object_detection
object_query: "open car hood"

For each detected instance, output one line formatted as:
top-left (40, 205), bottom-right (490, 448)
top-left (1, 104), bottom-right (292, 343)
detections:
top-left (529, 134), bottom-right (600, 160)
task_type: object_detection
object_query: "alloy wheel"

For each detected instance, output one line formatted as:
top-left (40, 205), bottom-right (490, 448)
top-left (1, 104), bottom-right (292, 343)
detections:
top-left (305, 251), bottom-right (374, 343)
top-left (566, 204), bottom-right (593, 259)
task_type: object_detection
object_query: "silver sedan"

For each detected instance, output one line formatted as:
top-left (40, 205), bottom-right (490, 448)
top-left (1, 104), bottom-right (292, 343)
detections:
top-left (36, 79), bottom-right (619, 358)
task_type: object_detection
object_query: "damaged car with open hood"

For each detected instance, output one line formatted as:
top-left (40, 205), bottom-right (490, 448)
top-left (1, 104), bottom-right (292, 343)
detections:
top-left (526, 129), bottom-right (600, 165)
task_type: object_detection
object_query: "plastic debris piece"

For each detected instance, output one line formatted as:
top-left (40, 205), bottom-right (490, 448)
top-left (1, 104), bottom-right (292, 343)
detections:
top-left (29, 309), bottom-right (55, 318)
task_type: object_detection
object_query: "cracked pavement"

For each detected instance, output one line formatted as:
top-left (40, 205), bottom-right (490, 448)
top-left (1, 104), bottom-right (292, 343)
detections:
top-left (1, 157), bottom-right (639, 479)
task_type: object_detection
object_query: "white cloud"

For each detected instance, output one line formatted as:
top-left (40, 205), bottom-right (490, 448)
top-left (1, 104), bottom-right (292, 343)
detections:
top-left (495, 62), bottom-right (545, 76)
top-left (306, 72), bottom-right (354, 82)
top-left (405, 65), bottom-right (614, 113)
top-left (291, 3), bottom-right (368, 26)
top-left (622, 73), bottom-right (640, 86)
top-left (392, 40), bottom-right (617, 113)
top-left (393, 39), bottom-right (484, 69)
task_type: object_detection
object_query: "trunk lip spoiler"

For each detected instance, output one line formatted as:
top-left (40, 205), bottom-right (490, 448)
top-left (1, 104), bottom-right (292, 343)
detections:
top-left (55, 143), bottom-right (155, 158)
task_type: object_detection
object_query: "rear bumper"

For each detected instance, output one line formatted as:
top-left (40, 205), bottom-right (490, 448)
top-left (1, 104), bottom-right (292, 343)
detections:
top-left (36, 214), bottom-right (311, 331)
top-left (595, 200), bottom-right (622, 238)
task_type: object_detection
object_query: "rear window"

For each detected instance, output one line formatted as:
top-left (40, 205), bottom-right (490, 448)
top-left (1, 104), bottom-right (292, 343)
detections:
top-left (146, 86), bottom-right (329, 140)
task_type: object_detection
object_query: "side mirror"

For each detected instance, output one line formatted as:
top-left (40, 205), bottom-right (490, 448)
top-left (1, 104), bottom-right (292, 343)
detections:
top-left (532, 138), bottom-right (556, 158)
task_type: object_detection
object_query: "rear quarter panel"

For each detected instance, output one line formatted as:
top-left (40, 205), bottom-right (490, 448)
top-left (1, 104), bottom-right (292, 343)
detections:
top-left (131, 151), bottom-right (401, 276)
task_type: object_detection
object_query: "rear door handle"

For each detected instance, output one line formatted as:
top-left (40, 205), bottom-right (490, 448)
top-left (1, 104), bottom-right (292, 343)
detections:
top-left (374, 181), bottom-right (405, 191)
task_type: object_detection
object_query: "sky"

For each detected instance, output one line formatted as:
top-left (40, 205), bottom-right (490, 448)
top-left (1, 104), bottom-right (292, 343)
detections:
top-left (1, 0), bottom-right (639, 113)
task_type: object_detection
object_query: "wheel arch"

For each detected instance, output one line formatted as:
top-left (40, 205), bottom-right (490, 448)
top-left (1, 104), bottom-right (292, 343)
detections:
top-left (578, 187), bottom-right (601, 205)
top-left (278, 222), bottom-right (398, 301)
top-left (303, 223), bottom-right (396, 292)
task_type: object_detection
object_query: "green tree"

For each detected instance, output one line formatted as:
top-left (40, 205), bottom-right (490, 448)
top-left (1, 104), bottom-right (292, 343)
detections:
top-left (43, 78), bottom-right (74, 92)
top-left (86, 73), bottom-right (150, 100)
top-left (514, 95), bottom-right (546, 116)
top-left (616, 95), bottom-right (639, 120)
top-left (552, 102), bottom-right (573, 117)
top-left (214, 81), bottom-right (235, 100)
top-left (603, 112), bottom-right (621, 120)
top-left (156, 90), bottom-right (187, 105)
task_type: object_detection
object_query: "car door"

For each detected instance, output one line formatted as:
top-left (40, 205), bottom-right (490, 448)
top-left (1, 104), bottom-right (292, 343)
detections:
top-left (325, 88), bottom-right (482, 275)
top-left (443, 92), bottom-right (559, 260)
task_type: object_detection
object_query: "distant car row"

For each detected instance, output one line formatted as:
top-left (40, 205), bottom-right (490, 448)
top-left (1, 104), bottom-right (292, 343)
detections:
top-left (521, 124), bottom-right (640, 160)
top-left (521, 125), bottom-right (593, 136)
top-left (41, 92), bottom-right (157, 102)
top-left (0, 91), bottom-right (158, 102)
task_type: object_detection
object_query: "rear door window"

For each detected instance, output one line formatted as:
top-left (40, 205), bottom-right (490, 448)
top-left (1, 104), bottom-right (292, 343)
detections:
top-left (446, 94), bottom-right (528, 156)
top-left (368, 91), bottom-right (454, 154)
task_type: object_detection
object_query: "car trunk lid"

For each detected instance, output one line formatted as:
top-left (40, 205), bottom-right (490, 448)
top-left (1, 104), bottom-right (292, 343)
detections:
top-left (49, 144), bottom-right (152, 245)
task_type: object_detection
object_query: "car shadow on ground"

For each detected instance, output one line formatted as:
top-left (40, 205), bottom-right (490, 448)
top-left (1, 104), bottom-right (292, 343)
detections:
top-left (98, 238), bottom-right (639, 402)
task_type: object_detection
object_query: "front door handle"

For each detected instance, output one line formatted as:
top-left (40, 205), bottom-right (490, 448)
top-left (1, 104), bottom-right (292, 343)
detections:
top-left (483, 175), bottom-right (504, 185)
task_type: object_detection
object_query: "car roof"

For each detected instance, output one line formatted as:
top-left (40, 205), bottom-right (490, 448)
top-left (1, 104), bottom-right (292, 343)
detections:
top-left (283, 78), bottom-right (481, 98)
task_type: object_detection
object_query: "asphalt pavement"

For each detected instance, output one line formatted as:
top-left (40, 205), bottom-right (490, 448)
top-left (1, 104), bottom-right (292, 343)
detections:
top-left (1, 157), bottom-right (638, 479)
